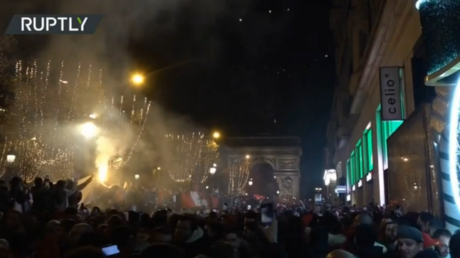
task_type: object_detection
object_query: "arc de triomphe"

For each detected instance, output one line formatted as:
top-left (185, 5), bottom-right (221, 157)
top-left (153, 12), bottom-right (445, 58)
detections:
top-left (223, 137), bottom-right (302, 198)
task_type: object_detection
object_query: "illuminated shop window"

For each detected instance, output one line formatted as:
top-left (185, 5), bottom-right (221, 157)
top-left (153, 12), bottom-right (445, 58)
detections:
top-left (356, 140), bottom-right (364, 179)
top-left (347, 159), bottom-right (351, 191)
top-left (350, 151), bottom-right (355, 184)
top-left (364, 128), bottom-right (373, 173)
top-left (376, 105), bottom-right (403, 169)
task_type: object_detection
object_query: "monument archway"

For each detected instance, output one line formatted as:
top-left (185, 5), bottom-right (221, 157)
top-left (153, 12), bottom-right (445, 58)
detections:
top-left (246, 162), bottom-right (278, 198)
top-left (224, 137), bottom-right (302, 198)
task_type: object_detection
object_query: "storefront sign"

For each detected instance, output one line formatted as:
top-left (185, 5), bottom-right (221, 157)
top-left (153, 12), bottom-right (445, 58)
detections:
top-left (336, 185), bottom-right (346, 193)
top-left (379, 67), bottom-right (402, 120)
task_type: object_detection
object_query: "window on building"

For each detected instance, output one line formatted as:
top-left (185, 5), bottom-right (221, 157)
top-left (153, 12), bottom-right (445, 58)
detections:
top-left (350, 151), bottom-right (355, 185)
top-left (364, 128), bottom-right (373, 173)
top-left (376, 105), bottom-right (403, 169)
top-left (356, 140), bottom-right (364, 179)
top-left (347, 159), bottom-right (351, 190)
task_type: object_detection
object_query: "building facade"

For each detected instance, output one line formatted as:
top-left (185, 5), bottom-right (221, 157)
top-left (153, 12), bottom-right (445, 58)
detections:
top-left (327, 0), bottom-right (421, 206)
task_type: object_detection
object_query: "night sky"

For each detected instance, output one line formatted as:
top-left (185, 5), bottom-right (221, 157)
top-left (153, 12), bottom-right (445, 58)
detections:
top-left (5, 0), bottom-right (335, 198)
top-left (128, 0), bottom-right (336, 196)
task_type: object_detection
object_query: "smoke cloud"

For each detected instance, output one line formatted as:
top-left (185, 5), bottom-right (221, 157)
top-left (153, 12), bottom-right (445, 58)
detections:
top-left (3, 0), bottom-right (287, 196)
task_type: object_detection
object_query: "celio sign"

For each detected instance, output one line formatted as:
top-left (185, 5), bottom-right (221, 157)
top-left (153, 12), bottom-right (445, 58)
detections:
top-left (379, 67), bottom-right (403, 121)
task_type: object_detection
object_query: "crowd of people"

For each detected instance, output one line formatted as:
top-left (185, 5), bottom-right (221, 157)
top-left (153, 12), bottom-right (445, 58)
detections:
top-left (0, 175), bottom-right (458, 258)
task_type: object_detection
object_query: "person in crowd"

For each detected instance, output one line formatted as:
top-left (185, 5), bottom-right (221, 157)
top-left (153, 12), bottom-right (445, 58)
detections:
top-left (352, 224), bottom-right (386, 257)
top-left (174, 216), bottom-right (208, 258)
top-left (417, 212), bottom-right (434, 235)
top-left (4, 174), bottom-right (460, 258)
top-left (396, 225), bottom-right (425, 258)
top-left (450, 231), bottom-right (460, 258)
top-left (433, 228), bottom-right (452, 258)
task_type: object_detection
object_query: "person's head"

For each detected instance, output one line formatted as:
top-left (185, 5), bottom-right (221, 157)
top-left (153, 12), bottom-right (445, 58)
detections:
top-left (417, 212), bottom-right (434, 233)
top-left (396, 225), bottom-right (424, 258)
top-left (107, 215), bottom-right (122, 228)
top-left (151, 227), bottom-right (173, 243)
top-left (352, 213), bottom-right (373, 227)
top-left (69, 223), bottom-right (92, 243)
top-left (381, 217), bottom-right (393, 227)
top-left (56, 180), bottom-right (66, 190)
top-left (224, 229), bottom-right (242, 249)
top-left (174, 216), bottom-right (197, 243)
top-left (46, 220), bottom-right (63, 235)
top-left (428, 219), bottom-right (444, 237)
top-left (354, 224), bottom-right (377, 249)
top-left (242, 221), bottom-right (262, 241)
top-left (326, 249), bottom-right (356, 258)
top-left (450, 231), bottom-right (460, 258)
top-left (110, 226), bottom-right (135, 252)
top-left (90, 207), bottom-right (101, 216)
top-left (205, 221), bottom-right (224, 239)
top-left (433, 229), bottom-right (452, 258)
top-left (385, 221), bottom-right (399, 241)
top-left (34, 177), bottom-right (43, 187)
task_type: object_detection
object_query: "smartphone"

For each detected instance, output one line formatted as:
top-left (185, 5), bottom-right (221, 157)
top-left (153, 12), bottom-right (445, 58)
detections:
top-left (260, 203), bottom-right (274, 225)
top-left (102, 245), bottom-right (119, 256)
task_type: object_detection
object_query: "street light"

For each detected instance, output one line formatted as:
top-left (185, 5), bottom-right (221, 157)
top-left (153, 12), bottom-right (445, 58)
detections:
top-left (80, 122), bottom-right (98, 139)
top-left (213, 132), bottom-right (220, 139)
top-left (6, 151), bottom-right (16, 163)
top-left (134, 174), bottom-right (140, 180)
top-left (157, 167), bottom-right (161, 170)
top-left (209, 167), bottom-right (216, 175)
top-left (248, 178), bottom-right (253, 186)
top-left (245, 155), bottom-right (250, 159)
top-left (276, 190), bottom-right (279, 194)
top-left (131, 74), bottom-right (144, 85)
top-left (213, 163), bottom-right (217, 167)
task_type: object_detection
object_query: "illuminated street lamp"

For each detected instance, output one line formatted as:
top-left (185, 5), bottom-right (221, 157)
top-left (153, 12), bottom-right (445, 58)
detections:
top-left (276, 190), bottom-right (280, 194)
top-left (248, 178), bottom-right (253, 186)
top-left (157, 167), bottom-right (161, 170)
top-left (245, 155), bottom-right (250, 159)
top-left (213, 132), bottom-right (220, 139)
top-left (131, 74), bottom-right (144, 85)
top-left (80, 122), bottom-right (98, 139)
top-left (134, 174), bottom-right (140, 180)
top-left (6, 150), bottom-right (16, 163)
top-left (209, 167), bottom-right (216, 175)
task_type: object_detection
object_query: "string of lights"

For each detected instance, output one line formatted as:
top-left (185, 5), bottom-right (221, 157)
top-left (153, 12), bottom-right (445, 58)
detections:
top-left (228, 158), bottom-right (250, 193)
top-left (2, 60), bottom-right (151, 181)
top-left (200, 139), bottom-right (219, 183)
top-left (404, 169), bottom-right (422, 197)
top-left (166, 132), bottom-right (218, 183)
